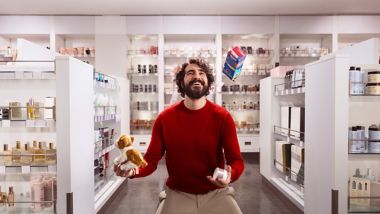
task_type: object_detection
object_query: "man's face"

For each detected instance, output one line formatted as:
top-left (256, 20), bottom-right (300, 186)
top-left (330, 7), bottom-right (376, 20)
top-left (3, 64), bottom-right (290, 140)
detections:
top-left (183, 63), bottom-right (209, 100)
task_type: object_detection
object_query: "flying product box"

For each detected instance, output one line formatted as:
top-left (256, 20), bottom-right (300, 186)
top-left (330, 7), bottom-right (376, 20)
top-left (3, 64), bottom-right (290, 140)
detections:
top-left (223, 46), bottom-right (246, 81)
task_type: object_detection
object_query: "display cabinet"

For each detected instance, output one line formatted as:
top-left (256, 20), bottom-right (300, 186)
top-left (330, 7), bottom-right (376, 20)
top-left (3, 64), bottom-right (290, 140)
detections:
top-left (280, 34), bottom-right (331, 66)
top-left (55, 35), bottom-right (95, 65)
top-left (221, 34), bottom-right (275, 152)
top-left (304, 38), bottom-right (379, 214)
top-left (126, 35), bottom-right (159, 152)
top-left (260, 68), bottom-right (306, 211)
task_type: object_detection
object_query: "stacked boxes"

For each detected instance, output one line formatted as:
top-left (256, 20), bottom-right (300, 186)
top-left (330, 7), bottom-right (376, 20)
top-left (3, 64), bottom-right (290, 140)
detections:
top-left (223, 46), bottom-right (246, 81)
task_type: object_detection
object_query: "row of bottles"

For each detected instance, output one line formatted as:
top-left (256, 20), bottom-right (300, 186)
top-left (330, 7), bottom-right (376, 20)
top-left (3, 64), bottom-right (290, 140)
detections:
top-left (221, 84), bottom-right (260, 93)
top-left (222, 101), bottom-right (259, 111)
top-left (1, 97), bottom-right (56, 121)
top-left (0, 175), bottom-right (56, 211)
top-left (1, 141), bottom-right (56, 165)
top-left (93, 72), bottom-right (118, 90)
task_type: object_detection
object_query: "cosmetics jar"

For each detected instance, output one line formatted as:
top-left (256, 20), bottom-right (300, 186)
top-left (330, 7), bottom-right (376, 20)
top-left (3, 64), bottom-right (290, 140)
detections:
top-left (213, 167), bottom-right (227, 181)
top-left (366, 83), bottom-right (380, 95)
top-left (368, 71), bottom-right (380, 83)
top-left (369, 125), bottom-right (380, 140)
top-left (368, 141), bottom-right (380, 153)
top-left (349, 126), bottom-right (366, 153)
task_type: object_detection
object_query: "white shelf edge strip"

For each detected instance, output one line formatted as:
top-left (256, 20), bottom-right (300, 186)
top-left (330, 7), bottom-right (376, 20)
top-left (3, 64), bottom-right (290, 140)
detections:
top-left (270, 177), bottom-right (304, 210)
top-left (94, 177), bottom-right (126, 212)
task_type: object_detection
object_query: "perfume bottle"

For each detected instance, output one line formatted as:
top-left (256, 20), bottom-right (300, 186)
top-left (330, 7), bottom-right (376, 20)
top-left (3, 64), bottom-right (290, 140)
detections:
top-left (9, 102), bottom-right (22, 120)
top-left (27, 98), bottom-right (35, 120)
top-left (45, 143), bottom-right (56, 164)
top-left (21, 143), bottom-right (33, 164)
top-left (11, 141), bottom-right (22, 164)
top-left (1, 191), bottom-right (6, 206)
top-left (2, 144), bottom-right (11, 165)
top-left (7, 187), bottom-right (14, 207)
top-left (43, 177), bottom-right (53, 207)
top-left (44, 97), bottom-right (56, 120)
top-left (31, 177), bottom-right (44, 212)
top-left (33, 142), bottom-right (46, 164)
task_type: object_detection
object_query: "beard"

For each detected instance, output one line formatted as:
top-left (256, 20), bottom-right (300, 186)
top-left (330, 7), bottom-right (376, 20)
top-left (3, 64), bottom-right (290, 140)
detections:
top-left (184, 79), bottom-right (209, 100)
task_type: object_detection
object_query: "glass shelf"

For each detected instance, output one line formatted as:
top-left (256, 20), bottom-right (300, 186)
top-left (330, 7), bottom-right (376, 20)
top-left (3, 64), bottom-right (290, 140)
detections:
top-left (127, 72), bottom-right (158, 77)
top-left (349, 197), bottom-right (380, 213)
top-left (274, 79), bottom-right (305, 96)
top-left (220, 91), bottom-right (260, 95)
top-left (273, 125), bottom-right (305, 148)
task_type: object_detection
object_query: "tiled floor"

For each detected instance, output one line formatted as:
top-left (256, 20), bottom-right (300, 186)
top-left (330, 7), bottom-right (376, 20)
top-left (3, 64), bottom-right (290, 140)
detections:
top-left (101, 153), bottom-right (303, 214)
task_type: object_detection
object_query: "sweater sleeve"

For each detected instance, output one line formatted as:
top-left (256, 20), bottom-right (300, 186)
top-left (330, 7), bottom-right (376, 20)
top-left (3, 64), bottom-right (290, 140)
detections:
top-left (221, 112), bottom-right (244, 182)
top-left (132, 115), bottom-right (165, 178)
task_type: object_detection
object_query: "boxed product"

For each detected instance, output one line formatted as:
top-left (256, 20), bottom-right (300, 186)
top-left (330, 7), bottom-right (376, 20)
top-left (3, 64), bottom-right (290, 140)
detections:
top-left (223, 46), bottom-right (246, 81)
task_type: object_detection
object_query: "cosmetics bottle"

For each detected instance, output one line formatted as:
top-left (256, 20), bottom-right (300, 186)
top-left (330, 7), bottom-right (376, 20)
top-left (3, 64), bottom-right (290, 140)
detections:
top-left (31, 177), bottom-right (44, 212)
top-left (45, 143), bottom-right (56, 165)
top-left (21, 143), bottom-right (33, 164)
top-left (11, 141), bottom-right (22, 164)
top-left (7, 186), bottom-right (14, 207)
top-left (27, 98), bottom-right (35, 120)
top-left (33, 142), bottom-right (46, 164)
top-left (2, 144), bottom-right (12, 165)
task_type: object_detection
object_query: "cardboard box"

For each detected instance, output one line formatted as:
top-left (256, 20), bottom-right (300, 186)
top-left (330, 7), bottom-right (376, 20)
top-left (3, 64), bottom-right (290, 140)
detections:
top-left (223, 46), bottom-right (246, 81)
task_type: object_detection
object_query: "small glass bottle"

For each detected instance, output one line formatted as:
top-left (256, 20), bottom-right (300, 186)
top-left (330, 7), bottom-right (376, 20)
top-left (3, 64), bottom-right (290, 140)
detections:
top-left (21, 143), bottom-right (33, 165)
top-left (7, 187), bottom-right (14, 207)
top-left (27, 98), bottom-right (35, 120)
top-left (11, 141), bottom-right (22, 164)
top-left (45, 143), bottom-right (56, 165)
top-left (2, 144), bottom-right (12, 166)
top-left (33, 142), bottom-right (46, 164)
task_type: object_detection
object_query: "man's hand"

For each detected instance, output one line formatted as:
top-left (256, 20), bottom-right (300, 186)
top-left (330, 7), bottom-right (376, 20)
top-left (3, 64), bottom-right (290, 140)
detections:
top-left (207, 165), bottom-right (232, 187)
top-left (113, 160), bottom-right (134, 178)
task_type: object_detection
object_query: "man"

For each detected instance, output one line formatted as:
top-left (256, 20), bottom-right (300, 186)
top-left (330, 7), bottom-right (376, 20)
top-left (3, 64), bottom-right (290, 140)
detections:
top-left (115, 58), bottom-right (244, 214)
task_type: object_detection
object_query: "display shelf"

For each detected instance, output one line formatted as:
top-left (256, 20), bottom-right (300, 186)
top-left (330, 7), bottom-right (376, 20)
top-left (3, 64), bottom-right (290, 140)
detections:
top-left (0, 120), bottom-right (55, 128)
top-left (94, 175), bottom-right (125, 213)
top-left (348, 197), bottom-right (380, 213)
top-left (279, 34), bottom-right (332, 66)
top-left (127, 72), bottom-right (158, 77)
top-left (220, 91), bottom-right (260, 95)
top-left (270, 177), bottom-right (304, 210)
top-left (56, 34), bottom-right (95, 65)
top-left (94, 145), bottom-right (115, 160)
top-left (273, 126), bottom-right (305, 148)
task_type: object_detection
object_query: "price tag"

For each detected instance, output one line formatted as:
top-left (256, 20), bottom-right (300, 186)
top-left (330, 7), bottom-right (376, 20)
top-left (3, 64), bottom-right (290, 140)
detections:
top-left (15, 71), bottom-right (23, 79)
top-left (33, 71), bottom-right (42, 79)
top-left (48, 165), bottom-right (57, 172)
top-left (21, 166), bottom-right (31, 174)
top-left (26, 120), bottom-right (35, 127)
top-left (1, 120), bottom-right (10, 128)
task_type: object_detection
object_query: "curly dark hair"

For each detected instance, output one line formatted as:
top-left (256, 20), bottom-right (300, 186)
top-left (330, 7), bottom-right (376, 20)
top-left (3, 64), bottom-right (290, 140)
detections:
top-left (175, 58), bottom-right (215, 98)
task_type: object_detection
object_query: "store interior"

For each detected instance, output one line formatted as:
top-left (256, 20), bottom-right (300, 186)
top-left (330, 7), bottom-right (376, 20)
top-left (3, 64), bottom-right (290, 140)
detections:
top-left (0, 1), bottom-right (380, 214)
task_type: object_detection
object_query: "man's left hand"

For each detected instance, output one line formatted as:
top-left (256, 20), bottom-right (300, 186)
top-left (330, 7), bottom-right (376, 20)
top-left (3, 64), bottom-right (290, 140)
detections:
top-left (207, 165), bottom-right (232, 187)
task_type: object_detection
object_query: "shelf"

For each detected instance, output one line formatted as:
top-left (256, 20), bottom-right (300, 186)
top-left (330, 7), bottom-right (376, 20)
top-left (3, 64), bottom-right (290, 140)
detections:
top-left (94, 144), bottom-right (115, 160)
top-left (164, 55), bottom-right (216, 59)
top-left (0, 70), bottom-right (55, 80)
top-left (131, 92), bottom-right (158, 95)
top-left (0, 120), bottom-right (55, 128)
top-left (350, 95), bottom-right (380, 103)
top-left (270, 177), bottom-right (304, 211)
top-left (94, 176), bottom-right (126, 213)
top-left (127, 73), bottom-right (158, 78)
top-left (280, 55), bottom-right (321, 59)
top-left (0, 165), bottom-right (57, 174)
top-left (127, 54), bottom-right (158, 58)
top-left (93, 82), bottom-right (119, 91)
top-left (220, 91), bottom-right (260, 95)
top-left (273, 126), bottom-right (305, 148)
top-left (94, 115), bottom-right (117, 123)
top-left (275, 87), bottom-right (305, 96)
top-left (348, 197), bottom-right (380, 213)
top-left (228, 109), bottom-right (259, 112)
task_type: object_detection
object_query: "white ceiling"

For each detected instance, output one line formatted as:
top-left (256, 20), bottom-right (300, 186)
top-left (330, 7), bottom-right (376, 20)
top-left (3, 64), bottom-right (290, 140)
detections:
top-left (1, 0), bottom-right (380, 15)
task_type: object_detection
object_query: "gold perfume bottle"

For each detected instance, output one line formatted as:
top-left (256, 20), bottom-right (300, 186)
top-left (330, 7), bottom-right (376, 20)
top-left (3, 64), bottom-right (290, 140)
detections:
top-left (7, 186), bottom-right (14, 207)
top-left (33, 142), bottom-right (46, 164)
top-left (9, 102), bottom-right (22, 120)
top-left (2, 144), bottom-right (12, 165)
top-left (21, 143), bottom-right (33, 164)
top-left (27, 98), bottom-right (35, 120)
top-left (45, 143), bottom-right (56, 165)
top-left (11, 141), bottom-right (22, 164)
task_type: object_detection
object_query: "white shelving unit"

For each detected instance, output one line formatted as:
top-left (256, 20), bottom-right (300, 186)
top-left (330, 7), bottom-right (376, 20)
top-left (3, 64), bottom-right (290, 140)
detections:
top-left (260, 75), bottom-right (306, 211)
top-left (55, 34), bottom-right (95, 65)
top-left (127, 34), bottom-right (160, 153)
top-left (280, 34), bottom-right (332, 66)
top-left (221, 34), bottom-right (275, 152)
top-left (304, 38), bottom-right (380, 214)
top-left (93, 72), bottom-right (127, 213)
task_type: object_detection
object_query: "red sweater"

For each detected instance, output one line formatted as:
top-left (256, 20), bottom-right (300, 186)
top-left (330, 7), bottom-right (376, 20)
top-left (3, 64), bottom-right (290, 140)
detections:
top-left (133, 100), bottom-right (244, 194)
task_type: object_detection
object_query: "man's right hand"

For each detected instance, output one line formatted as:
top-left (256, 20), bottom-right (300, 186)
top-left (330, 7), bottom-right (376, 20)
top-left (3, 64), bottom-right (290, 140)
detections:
top-left (113, 160), bottom-right (135, 178)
